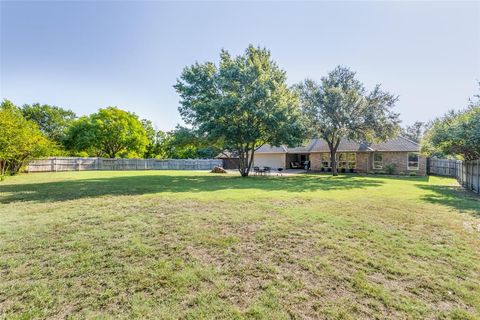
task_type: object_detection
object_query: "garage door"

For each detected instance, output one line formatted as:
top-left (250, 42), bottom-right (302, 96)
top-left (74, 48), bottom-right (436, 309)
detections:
top-left (253, 154), bottom-right (286, 169)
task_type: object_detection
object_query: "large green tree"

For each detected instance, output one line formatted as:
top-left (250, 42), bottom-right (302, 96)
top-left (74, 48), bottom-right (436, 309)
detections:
top-left (174, 45), bottom-right (305, 176)
top-left (296, 66), bottom-right (400, 176)
top-left (0, 100), bottom-right (55, 177)
top-left (422, 89), bottom-right (480, 160)
top-left (64, 107), bottom-right (149, 158)
top-left (159, 126), bottom-right (221, 159)
top-left (21, 103), bottom-right (76, 143)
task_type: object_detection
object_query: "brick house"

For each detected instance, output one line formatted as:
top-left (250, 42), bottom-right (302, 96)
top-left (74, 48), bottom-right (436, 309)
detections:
top-left (251, 136), bottom-right (426, 175)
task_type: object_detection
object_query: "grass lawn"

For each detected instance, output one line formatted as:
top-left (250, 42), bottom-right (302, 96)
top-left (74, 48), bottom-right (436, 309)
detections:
top-left (0, 171), bottom-right (479, 319)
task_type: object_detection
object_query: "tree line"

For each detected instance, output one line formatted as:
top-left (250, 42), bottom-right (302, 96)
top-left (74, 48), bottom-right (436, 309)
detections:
top-left (2, 45), bottom-right (478, 178)
top-left (0, 101), bottom-right (220, 178)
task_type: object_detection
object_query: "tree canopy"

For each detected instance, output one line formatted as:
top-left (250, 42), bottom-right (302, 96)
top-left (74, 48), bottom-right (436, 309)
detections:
top-left (0, 100), bottom-right (55, 177)
top-left (63, 107), bottom-right (149, 158)
top-left (174, 45), bottom-right (305, 176)
top-left (21, 103), bottom-right (76, 143)
top-left (296, 66), bottom-right (400, 175)
top-left (422, 90), bottom-right (480, 160)
top-left (401, 121), bottom-right (428, 144)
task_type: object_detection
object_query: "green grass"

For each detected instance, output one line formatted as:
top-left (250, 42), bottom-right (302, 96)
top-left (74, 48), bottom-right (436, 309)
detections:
top-left (1, 171), bottom-right (479, 319)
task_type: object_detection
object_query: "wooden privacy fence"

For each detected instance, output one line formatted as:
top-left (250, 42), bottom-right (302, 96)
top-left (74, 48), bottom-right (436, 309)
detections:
top-left (428, 158), bottom-right (480, 194)
top-left (27, 157), bottom-right (223, 172)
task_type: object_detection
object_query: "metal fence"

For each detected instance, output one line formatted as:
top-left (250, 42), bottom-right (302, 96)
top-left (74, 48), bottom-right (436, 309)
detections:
top-left (428, 158), bottom-right (480, 194)
top-left (27, 157), bottom-right (223, 172)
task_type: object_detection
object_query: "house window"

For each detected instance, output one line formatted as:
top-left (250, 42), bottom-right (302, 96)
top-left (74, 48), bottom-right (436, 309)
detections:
top-left (338, 153), bottom-right (348, 168)
top-left (373, 153), bottom-right (383, 169)
top-left (321, 153), bottom-right (330, 168)
top-left (336, 153), bottom-right (356, 169)
top-left (347, 153), bottom-right (356, 169)
top-left (408, 153), bottom-right (419, 170)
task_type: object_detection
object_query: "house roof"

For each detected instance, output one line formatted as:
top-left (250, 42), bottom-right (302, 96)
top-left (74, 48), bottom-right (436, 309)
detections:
top-left (254, 136), bottom-right (420, 154)
top-left (308, 139), bottom-right (373, 152)
top-left (368, 136), bottom-right (420, 152)
top-left (214, 151), bottom-right (239, 159)
top-left (255, 144), bottom-right (288, 153)
top-left (215, 137), bottom-right (420, 157)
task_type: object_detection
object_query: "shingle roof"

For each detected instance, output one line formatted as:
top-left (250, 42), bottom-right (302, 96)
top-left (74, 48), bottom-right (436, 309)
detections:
top-left (369, 136), bottom-right (420, 152)
top-left (255, 144), bottom-right (288, 153)
top-left (253, 136), bottom-right (420, 154)
top-left (287, 140), bottom-right (317, 153)
top-left (308, 139), bottom-right (373, 152)
top-left (214, 151), bottom-right (239, 159)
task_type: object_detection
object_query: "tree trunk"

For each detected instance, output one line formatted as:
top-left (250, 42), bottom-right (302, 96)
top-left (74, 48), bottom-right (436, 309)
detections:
top-left (330, 150), bottom-right (338, 176)
top-left (237, 146), bottom-right (255, 177)
top-left (328, 139), bottom-right (341, 176)
top-left (0, 160), bottom-right (5, 180)
top-left (238, 149), bottom-right (247, 177)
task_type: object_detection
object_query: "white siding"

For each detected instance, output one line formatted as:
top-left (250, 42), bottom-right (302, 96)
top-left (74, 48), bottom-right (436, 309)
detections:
top-left (253, 154), bottom-right (286, 169)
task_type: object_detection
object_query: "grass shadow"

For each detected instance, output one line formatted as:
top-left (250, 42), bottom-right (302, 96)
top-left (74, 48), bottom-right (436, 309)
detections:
top-left (416, 184), bottom-right (480, 217)
top-left (0, 173), bottom-right (384, 204)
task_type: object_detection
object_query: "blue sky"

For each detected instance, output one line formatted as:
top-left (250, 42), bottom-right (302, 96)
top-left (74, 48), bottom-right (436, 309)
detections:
top-left (1, 1), bottom-right (479, 131)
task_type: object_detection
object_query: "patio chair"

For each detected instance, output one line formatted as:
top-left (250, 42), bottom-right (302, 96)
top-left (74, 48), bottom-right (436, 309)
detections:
top-left (290, 162), bottom-right (302, 169)
top-left (263, 166), bottom-right (271, 175)
top-left (253, 166), bottom-right (260, 175)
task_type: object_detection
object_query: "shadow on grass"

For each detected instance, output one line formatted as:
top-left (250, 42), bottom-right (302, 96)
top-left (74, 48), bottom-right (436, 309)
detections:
top-left (0, 173), bottom-right (384, 204)
top-left (416, 184), bottom-right (480, 216)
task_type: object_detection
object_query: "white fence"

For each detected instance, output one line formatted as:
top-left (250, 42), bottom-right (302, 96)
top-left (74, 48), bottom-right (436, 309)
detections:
top-left (27, 157), bottom-right (223, 172)
top-left (428, 158), bottom-right (480, 194)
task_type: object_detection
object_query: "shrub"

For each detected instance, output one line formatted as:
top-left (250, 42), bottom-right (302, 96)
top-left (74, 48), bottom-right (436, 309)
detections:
top-left (377, 171), bottom-right (386, 175)
top-left (409, 171), bottom-right (417, 176)
top-left (385, 164), bottom-right (396, 175)
top-left (398, 172), bottom-right (405, 176)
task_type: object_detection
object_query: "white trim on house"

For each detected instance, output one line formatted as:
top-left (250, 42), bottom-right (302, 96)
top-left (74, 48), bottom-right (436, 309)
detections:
top-left (407, 152), bottom-right (420, 170)
top-left (373, 152), bottom-right (383, 169)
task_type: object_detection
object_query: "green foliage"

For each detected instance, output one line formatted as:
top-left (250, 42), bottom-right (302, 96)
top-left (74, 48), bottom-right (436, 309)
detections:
top-left (296, 66), bottom-right (400, 176)
top-left (422, 89), bottom-right (480, 160)
top-left (141, 119), bottom-right (159, 158)
top-left (63, 107), bottom-right (149, 158)
top-left (0, 100), bottom-right (56, 177)
top-left (21, 103), bottom-right (76, 143)
top-left (401, 121), bottom-right (428, 143)
top-left (159, 126), bottom-right (221, 159)
top-left (409, 172), bottom-right (417, 176)
top-left (174, 45), bottom-right (305, 176)
top-left (385, 164), bottom-right (396, 175)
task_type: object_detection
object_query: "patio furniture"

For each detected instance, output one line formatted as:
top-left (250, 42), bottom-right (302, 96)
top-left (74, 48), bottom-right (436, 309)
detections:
top-left (253, 166), bottom-right (260, 175)
top-left (263, 167), bottom-right (271, 175)
top-left (277, 168), bottom-right (283, 176)
top-left (290, 162), bottom-right (302, 169)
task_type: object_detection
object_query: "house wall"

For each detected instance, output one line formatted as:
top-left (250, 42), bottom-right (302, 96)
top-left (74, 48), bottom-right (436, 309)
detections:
top-left (368, 152), bottom-right (426, 175)
top-left (253, 153), bottom-right (286, 169)
top-left (310, 153), bottom-right (322, 171)
top-left (356, 153), bottom-right (369, 172)
top-left (305, 151), bottom-right (426, 175)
